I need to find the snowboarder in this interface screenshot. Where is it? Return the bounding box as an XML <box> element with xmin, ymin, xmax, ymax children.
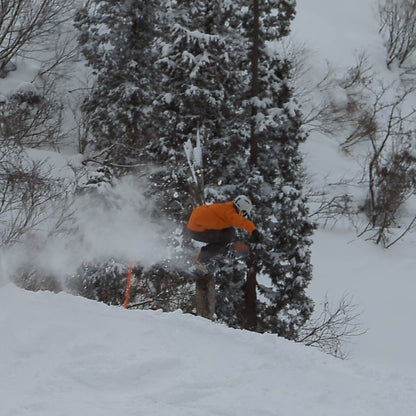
<box><xmin>187</xmin><ymin>195</ymin><xmax>260</xmax><ymax>273</ymax></box>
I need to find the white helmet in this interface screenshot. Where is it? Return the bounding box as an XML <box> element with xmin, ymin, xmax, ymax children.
<box><xmin>233</xmin><ymin>195</ymin><xmax>253</xmax><ymax>218</ymax></box>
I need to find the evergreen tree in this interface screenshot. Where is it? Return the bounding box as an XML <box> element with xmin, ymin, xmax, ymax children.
<box><xmin>144</xmin><ymin>0</ymin><xmax>246</xmax><ymax>219</ymax></box>
<box><xmin>143</xmin><ymin>1</ymin><xmax>314</xmax><ymax>339</ymax></box>
<box><xmin>240</xmin><ymin>0</ymin><xmax>315</xmax><ymax>337</ymax></box>
<box><xmin>140</xmin><ymin>0</ymin><xmax>252</xmax><ymax>314</ymax></box>
<box><xmin>73</xmin><ymin>0</ymin><xmax>314</xmax><ymax>339</ymax></box>
<box><xmin>74</xmin><ymin>0</ymin><xmax>160</xmax><ymax>164</ymax></box>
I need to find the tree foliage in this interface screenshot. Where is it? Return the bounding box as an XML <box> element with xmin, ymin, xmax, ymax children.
<box><xmin>144</xmin><ymin>0</ymin><xmax>247</xmax><ymax>219</ymax></box>
<box><xmin>73</xmin><ymin>0</ymin><xmax>315</xmax><ymax>340</ymax></box>
<box><xmin>74</xmin><ymin>0</ymin><xmax>160</xmax><ymax>163</ymax></box>
<box><xmin>229</xmin><ymin>0</ymin><xmax>315</xmax><ymax>337</ymax></box>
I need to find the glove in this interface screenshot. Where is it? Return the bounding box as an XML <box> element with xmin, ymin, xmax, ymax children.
<box><xmin>251</xmin><ymin>229</ymin><xmax>260</xmax><ymax>243</ymax></box>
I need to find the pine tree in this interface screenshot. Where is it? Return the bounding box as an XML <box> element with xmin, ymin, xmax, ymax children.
<box><xmin>73</xmin><ymin>0</ymin><xmax>314</xmax><ymax>337</ymax></box>
<box><xmin>140</xmin><ymin>0</ymin><xmax>251</xmax><ymax>314</ymax></box>
<box><xmin>144</xmin><ymin>0</ymin><xmax>246</xmax><ymax>218</ymax></box>
<box><xmin>240</xmin><ymin>0</ymin><xmax>315</xmax><ymax>337</ymax></box>
<box><xmin>74</xmin><ymin>0</ymin><xmax>160</xmax><ymax>164</ymax></box>
<box><xmin>143</xmin><ymin>1</ymin><xmax>314</xmax><ymax>338</ymax></box>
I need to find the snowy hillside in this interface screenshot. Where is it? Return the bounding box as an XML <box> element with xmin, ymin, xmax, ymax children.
<box><xmin>293</xmin><ymin>0</ymin><xmax>416</xmax><ymax>379</ymax></box>
<box><xmin>1</xmin><ymin>284</ymin><xmax>415</xmax><ymax>416</ymax></box>
<box><xmin>1</xmin><ymin>0</ymin><xmax>416</xmax><ymax>414</ymax></box>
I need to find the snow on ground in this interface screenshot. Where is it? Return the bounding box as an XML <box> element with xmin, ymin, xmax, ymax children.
<box><xmin>1</xmin><ymin>0</ymin><xmax>416</xmax><ymax>415</ymax></box>
<box><xmin>294</xmin><ymin>0</ymin><xmax>416</xmax><ymax>380</ymax></box>
<box><xmin>292</xmin><ymin>0</ymin><xmax>383</xmax><ymax>74</ymax></box>
<box><xmin>310</xmin><ymin>228</ymin><xmax>416</xmax><ymax>378</ymax></box>
<box><xmin>1</xmin><ymin>284</ymin><xmax>415</xmax><ymax>416</ymax></box>
<box><xmin>294</xmin><ymin>0</ymin><xmax>416</xmax><ymax>381</ymax></box>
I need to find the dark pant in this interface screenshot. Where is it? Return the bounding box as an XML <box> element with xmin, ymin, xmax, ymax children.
<box><xmin>189</xmin><ymin>228</ymin><xmax>235</xmax><ymax>263</ymax></box>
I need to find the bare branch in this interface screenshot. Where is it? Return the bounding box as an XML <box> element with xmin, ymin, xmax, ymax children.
<box><xmin>378</xmin><ymin>0</ymin><xmax>416</xmax><ymax>68</ymax></box>
<box><xmin>0</xmin><ymin>0</ymin><xmax>74</xmax><ymax>75</ymax></box>
<box><xmin>297</xmin><ymin>294</ymin><xmax>367</xmax><ymax>359</ymax></box>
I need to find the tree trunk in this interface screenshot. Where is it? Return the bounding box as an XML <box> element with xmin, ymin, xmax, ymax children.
<box><xmin>195</xmin><ymin>274</ymin><xmax>215</xmax><ymax>320</ymax></box>
<box><xmin>244</xmin><ymin>0</ymin><xmax>260</xmax><ymax>328</ymax></box>
<box><xmin>244</xmin><ymin>267</ymin><xmax>257</xmax><ymax>330</ymax></box>
<box><xmin>249</xmin><ymin>0</ymin><xmax>260</xmax><ymax>166</ymax></box>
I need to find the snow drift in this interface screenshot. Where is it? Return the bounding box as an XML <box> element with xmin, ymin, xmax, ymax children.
<box><xmin>1</xmin><ymin>284</ymin><xmax>415</xmax><ymax>416</ymax></box>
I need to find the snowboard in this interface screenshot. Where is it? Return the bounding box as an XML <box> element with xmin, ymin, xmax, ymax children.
<box><xmin>192</xmin><ymin>241</ymin><xmax>250</xmax><ymax>275</ymax></box>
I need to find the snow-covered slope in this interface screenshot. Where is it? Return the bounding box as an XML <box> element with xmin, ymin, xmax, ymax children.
<box><xmin>1</xmin><ymin>1</ymin><xmax>416</xmax><ymax>414</ymax></box>
<box><xmin>293</xmin><ymin>0</ymin><xmax>383</xmax><ymax>70</ymax></box>
<box><xmin>310</xmin><ymin>229</ymin><xmax>416</xmax><ymax>377</ymax></box>
<box><xmin>1</xmin><ymin>284</ymin><xmax>415</xmax><ymax>416</ymax></box>
<box><xmin>293</xmin><ymin>0</ymin><xmax>416</xmax><ymax>379</ymax></box>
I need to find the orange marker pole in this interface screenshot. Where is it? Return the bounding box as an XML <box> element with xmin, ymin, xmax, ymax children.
<box><xmin>124</xmin><ymin>263</ymin><xmax>133</xmax><ymax>309</ymax></box>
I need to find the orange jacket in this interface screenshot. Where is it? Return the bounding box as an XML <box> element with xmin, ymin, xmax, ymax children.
<box><xmin>187</xmin><ymin>201</ymin><xmax>257</xmax><ymax>234</ymax></box>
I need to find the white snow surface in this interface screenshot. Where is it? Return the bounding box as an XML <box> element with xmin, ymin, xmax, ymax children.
<box><xmin>1</xmin><ymin>284</ymin><xmax>415</xmax><ymax>416</ymax></box>
<box><xmin>1</xmin><ymin>0</ymin><xmax>416</xmax><ymax>415</ymax></box>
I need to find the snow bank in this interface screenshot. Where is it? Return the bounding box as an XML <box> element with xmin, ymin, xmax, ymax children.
<box><xmin>1</xmin><ymin>284</ymin><xmax>415</xmax><ymax>416</ymax></box>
